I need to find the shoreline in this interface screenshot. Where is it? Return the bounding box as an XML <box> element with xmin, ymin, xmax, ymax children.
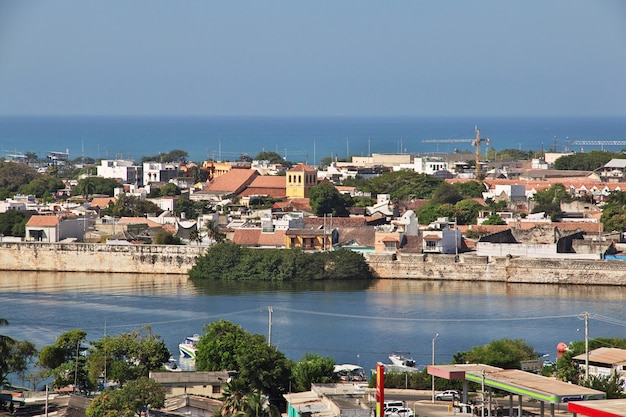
<box><xmin>2</xmin><ymin>242</ymin><xmax>626</xmax><ymax>286</ymax></box>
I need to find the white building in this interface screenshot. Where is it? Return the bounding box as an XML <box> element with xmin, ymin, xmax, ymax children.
<box><xmin>394</xmin><ymin>156</ymin><xmax>452</xmax><ymax>176</ymax></box>
<box><xmin>97</xmin><ymin>159</ymin><xmax>143</xmax><ymax>186</ymax></box>
<box><xmin>143</xmin><ymin>162</ymin><xmax>182</xmax><ymax>186</ymax></box>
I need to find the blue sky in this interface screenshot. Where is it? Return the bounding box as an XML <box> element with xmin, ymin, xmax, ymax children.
<box><xmin>0</xmin><ymin>1</ymin><xmax>625</xmax><ymax>117</ymax></box>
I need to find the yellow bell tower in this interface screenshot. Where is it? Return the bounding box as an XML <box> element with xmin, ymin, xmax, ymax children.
<box><xmin>286</xmin><ymin>164</ymin><xmax>317</xmax><ymax>198</ymax></box>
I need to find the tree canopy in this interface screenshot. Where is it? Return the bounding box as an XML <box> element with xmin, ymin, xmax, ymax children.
<box><xmin>86</xmin><ymin>376</ymin><xmax>165</xmax><ymax>417</ymax></box>
<box><xmin>0</xmin><ymin>318</ymin><xmax>37</xmax><ymax>387</ymax></box>
<box><xmin>308</xmin><ymin>182</ymin><xmax>351</xmax><ymax>216</ymax></box>
<box><xmin>554</xmin><ymin>150</ymin><xmax>620</xmax><ymax>171</ymax></box>
<box><xmin>360</xmin><ymin>171</ymin><xmax>443</xmax><ymax>201</ymax></box>
<box><xmin>196</xmin><ymin>320</ymin><xmax>292</xmax><ymax>407</ymax></box>
<box><xmin>189</xmin><ymin>243</ymin><xmax>373</xmax><ymax>281</ymax></box>
<box><xmin>453</xmin><ymin>338</ymin><xmax>538</xmax><ymax>369</ymax></box>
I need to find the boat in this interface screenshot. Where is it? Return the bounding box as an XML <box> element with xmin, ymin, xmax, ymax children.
<box><xmin>179</xmin><ymin>334</ymin><xmax>200</xmax><ymax>359</ymax></box>
<box><xmin>164</xmin><ymin>357</ymin><xmax>182</xmax><ymax>372</ymax></box>
<box><xmin>388</xmin><ymin>352</ymin><xmax>416</xmax><ymax>368</ymax></box>
<box><xmin>333</xmin><ymin>364</ymin><xmax>367</xmax><ymax>382</ymax></box>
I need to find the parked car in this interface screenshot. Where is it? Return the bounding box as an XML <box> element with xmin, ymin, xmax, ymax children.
<box><xmin>435</xmin><ymin>390</ymin><xmax>459</xmax><ymax>401</ymax></box>
<box><xmin>388</xmin><ymin>408</ymin><xmax>415</xmax><ymax>417</ymax></box>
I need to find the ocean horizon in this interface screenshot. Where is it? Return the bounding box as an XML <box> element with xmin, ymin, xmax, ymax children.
<box><xmin>1</xmin><ymin>115</ymin><xmax>625</xmax><ymax>165</ymax></box>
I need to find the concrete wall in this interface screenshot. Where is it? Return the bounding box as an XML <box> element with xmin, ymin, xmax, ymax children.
<box><xmin>0</xmin><ymin>242</ymin><xmax>625</xmax><ymax>285</ymax></box>
<box><xmin>476</xmin><ymin>242</ymin><xmax>600</xmax><ymax>259</ymax></box>
<box><xmin>0</xmin><ymin>242</ymin><xmax>206</xmax><ymax>274</ymax></box>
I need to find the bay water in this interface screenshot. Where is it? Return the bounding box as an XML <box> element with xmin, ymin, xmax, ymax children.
<box><xmin>1</xmin><ymin>115</ymin><xmax>625</xmax><ymax>165</ymax></box>
<box><xmin>1</xmin><ymin>272</ymin><xmax>624</xmax><ymax>384</ymax></box>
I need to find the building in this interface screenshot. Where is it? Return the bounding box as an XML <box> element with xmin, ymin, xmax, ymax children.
<box><xmin>143</xmin><ymin>162</ymin><xmax>183</xmax><ymax>186</ymax></box>
<box><xmin>25</xmin><ymin>215</ymin><xmax>87</xmax><ymax>242</ymax></box>
<box><xmin>286</xmin><ymin>164</ymin><xmax>317</xmax><ymax>198</ymax></box>
<box><xmin>284</xmin><ymin>383</ymin><xmax>371</xmax><ymax>417</ymax></box>
<box><xmin>573</xmin><ymin>347</ymin><xmax>626</xmax><ymax>387</ymax></box>
<box><xmin>96</xmin><ymin>159</ymin><xmax>143</xmax><ymax>186</ymax></box>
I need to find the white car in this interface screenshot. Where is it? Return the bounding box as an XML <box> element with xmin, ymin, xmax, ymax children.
<box><xmin>435</xmin><ymin>390</ymin><xmax>459</xmax><ymax>401</ymax></box>
<box><xmin>388</xmin><ymin>408</ymin><xmax>415</xmax><ymax>417</ymax></box>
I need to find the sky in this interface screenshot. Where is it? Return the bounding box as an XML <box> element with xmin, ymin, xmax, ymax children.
<box><xmin>0</xmin><ymin>1</ymin><xmax>625</xmax><ymax>117</ymax></box>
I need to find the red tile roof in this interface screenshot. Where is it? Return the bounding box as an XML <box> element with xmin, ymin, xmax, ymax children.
<box><xmin>231</xmin><ymin>228</ymin><xmax>286</xmax><ymax>247</ymax></box>
<box><xmin>288</xmin><ymin>163</ymin><xmax>316</xmax><ymax>172</ymax></box>
<box><xmin>90</xmin><ymin>197</ymin><xmax>117</xmax><ymax>209</ymax></box>
<box><xmin>205</xmin><ymin>169</ymin><xmax>258</xmax><ymax>194</ymax></box>
<box><xmin>238</xmin><ymin>176</ymin><xmax>286</xmax><ymax>198</ymax></box>
<box><xmin>26</xmin><ymin>215</ymin><xmax>59</xmax><ymax>227</ymax></box>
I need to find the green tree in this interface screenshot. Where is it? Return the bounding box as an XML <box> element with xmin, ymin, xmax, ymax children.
<box><xmin>453</xmin><ymin>181</ymin><xmax>485</xmax><ymax>198</ymax></box>
<box><xmin>554</xmin><ymin>150</ymin><xmax>618</xmax><ymax>171</ymax></box>
<box><xmin>86</xmin><ymin>376</ymin><xmax>165</xmax><ymax>417</ymax></box>
<box><xmin>308</xmin><ymin>182</ymin><xmax>350</xmax><ymax>216</ymax></box>
<box><xmin>38</xmin><ymin>329</ymin><xmax>89</xmax><ymax>391</ymax></box>
<box><xmin>361</xmin><ymin>171</ymin><xmax>442</xmax><ymax>201</ymax></box>
<box><xmin>0</xmin><ymin>318</ymin><xmax>37</xmax><ymax>386</ymax></box>
<box><xmin>453</xmin><ymin>339</ymin><xmax>538</xmax><ymax>369</ymax></box>
<box><xmin>292</xmin><ymin>353</ymin><xmax>336</xmax><ymax>392</ymax></box>
<box><xmin>160</xmin><ymin>183</ymin><xmax>180</xmax><ymax>196</ymax></box>
<box><xmin>141</xmin><ymin>149</ymin><xmax>188</xmax><ymax>164</ymax></box>
<box><xmin>600</xmin><ymin>191</ymin><xmax>626</xmax><ymax>232</ymax></box>
<box><xmin>203</xmin><ymin>219</ymin><xmax>226</xmax><ymax>243</ymax></box>
<box><xmin>196</xmin><ymin>321</ymin><xmax>292</xmax><ymax>407</ymax></box>
<box><xmin>431</xmin><ymin>182</ymin><xmax>463</xmax><ymax>205</ymax></box>
<box><xmin>73</xmin><ymin>177</ymin><xmax>121</xmax><ymax>198</ymax></box>
<box><xmin>0</xmin><ymin>209</ymin><xmax>29</xmax><ymax>237</ymax></box>
<box><xmin>153</xmin><ymin>231</ymin><xmax>183</xmax><ymax>245</ymax></box>
<box><xmin>103</xmin><ymin>194</ymin><xmax>162</xmax><ymax>218</ymax></box>
<box><xmin>20</xmin><ymin>175</ymin><xmax>65</xmax><ymax>199</ymax></box>
<box><xmin>87</xmin><ymin>327</ymin><xmax>170</xmax><ymax>388</ymax></box>
<box><xmin>481</xmin><ymin>213</ymin><xmax>506</xmax><ymax>225</ymax></box>
<box><xmin>454</xmin><ymin>199</ymin><xmax>484</xmax><ymax>225</ymax></box>
<box><xmin>0</xmin><ymin>161</ymin><xmax>39</xmax><ymax>199</ymax></box>
<box><xmin>254</xmin><ymin>151</ymin><xmax>291</xmax><ymax>167</ymax></box>
<box><xmin>531</xmin><ymin>183</ymin><xmax>570</xmax><ymax>220</ymax></box>
<box><xmin>581</xmin><ymin>370</ymin><xmax>624</xmax><ymax>399</ymax></box>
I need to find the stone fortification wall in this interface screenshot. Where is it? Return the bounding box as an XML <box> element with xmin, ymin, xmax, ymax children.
<box><xmin>0</xmin><ymin>242</ymin><xmax>625</xmax><ymax>285</ymax></box>
<box><xmin>367</xmin><ymin>253</ymin><xmax>626</xmax><ymax>286</ymax></box>
<box><xmin>0</xmin><ymin>242</ymin><xmax>206</xmax><ymax>274</ymax></box>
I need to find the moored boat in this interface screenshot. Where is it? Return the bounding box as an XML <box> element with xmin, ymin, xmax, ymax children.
<box><xmin>388</xmin><ymin>351</ymin><xmax>416</xmax><ymax>368</ymax></box>
<box><xmin>179</xmin><ymin>334</ymin><xmax>200</xmax><ymax>359</ymax></box>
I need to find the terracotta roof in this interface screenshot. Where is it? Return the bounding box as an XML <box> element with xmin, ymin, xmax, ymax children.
<box><xmin>205</xmin><ymin>169</ymin><xmax>258</xmax><ymax>195</ymax></box>
<box><xmin>304</xmin><ymin>216</ymin><xmax>368</xmax><ymax>227</ymax></box>
<box><xmin>26</xmin><ymin>215</ymin><xmax>60</xmax><ymax>227</ymax></box>
<box><xmin>231</xmin><ymin>228</ymin><xmax>286</xmax><ymax>247</ymax></box>
<box><xmin>381</xmin><ymin>236</ymin><xmax>399</xmax><ymax>242</ymax></box>
<box><xmin>334</xmin><ymin>226</ymin><xmax>376</xmax><ymax>247</ymax></box>
<box><xmin>118</xmin><ymin>217</ymin><xmax>164</xmax><ymax>228</ymax></box>
<box><xmin>238</xmin><ymin>175</ymin><xmax>286</xmax><ymax>198</ymax></box>
<box><xmin>399</xmin><ymin>234</ymin><xmax>423</xmax><ymax>252</ymax></box>
<box><xmin>90</xmin><ymin>197</ymin><xmax>117</xmax><ymax>208</ymax></box>
<box><xmin>288</xmin><ymin>163</ymin><xmax>316</xmax><ymax>172</ymax></box>
<box><xmin>423</xmin><ymin>234</ymin><xmax>442</xmax><ymax>240</ymax></box>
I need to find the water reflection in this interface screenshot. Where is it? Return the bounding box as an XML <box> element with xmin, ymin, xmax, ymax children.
<box><xmin>0</xmin><ymin>271</ymin><xmax>624</xmax><ymax>380</ymax></box>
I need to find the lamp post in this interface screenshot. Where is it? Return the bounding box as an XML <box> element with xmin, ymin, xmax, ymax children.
<box><xmin>431</xmin><ymin>333</ymin><xmax>439</xmax><ymax>403</ymax></box>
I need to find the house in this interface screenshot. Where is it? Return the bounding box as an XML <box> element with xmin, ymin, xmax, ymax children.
<box><xmin>97</xmin><ymin>159</ymin><xmax>143</xmax><ymax>186</ymax></box>
<box><xmin>594</xmin><ymin>159</ymin><xmax>626</xmax><ymax>182</ymax></box>
<box><xmin>192</xmin><ymin>169</ymin><xmax>259</xmax><ymax>201</ymax></box>
<box><xmin>149</xmin><ymin>371</ymin><xmax>233</xmax><ymax>399</ymax></box>
<box><xmin>573</xmin><ymin>347</ymin><xmax>626</xmax><ymax>388</ymax></box>
<box><xmin>25</xmin><ymin>215</ymin><xmax>86</xmax><ymax>242</ymax></box>
<box><xmin>284</xmin><ymin>383</ymin><xmax>371</xmax><ymax>417</ymax></box>
<box><xmin>231</xmin><ymin>228</ymin><xmax>287</xmax><ymax>248</ymax></box>
<box><xmin>238</xmin><ymin>175</ymin><xmax>287</xmax><ymax>200</ymax></box>
<box><xmin>143</xmin><ymin>162</ymin><xmax>183</xmax><ymax>186</ymax></box>
<box><xmin>285</xmin><ymin>228</ymin><xmax>335</xmax><ymax>250</ymax></box>
<box><xmin>422</xmin><ymin>217</ymin><xmax>463</xmax><ymax>255</ymax></box>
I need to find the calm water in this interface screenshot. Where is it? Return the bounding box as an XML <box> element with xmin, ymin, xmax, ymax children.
<box><xmin>1</xmin><ymin>115</ymin><xmax>625</xmax><ymax>164</ymax></box>
<box><xmin>1</xmin><ymin>272</ymin><xmax>625</xmax><ymax>378</ymax></box>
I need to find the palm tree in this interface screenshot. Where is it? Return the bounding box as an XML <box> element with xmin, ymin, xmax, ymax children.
<box><xmin>220</xmin><ymin>378</ymin><xmax>249</xmax><ymax>417</ymax></box>
<box><xmin>204</xmin><ymin>219</ymin><xmax>226</xmax><ymax>244</ymax></box>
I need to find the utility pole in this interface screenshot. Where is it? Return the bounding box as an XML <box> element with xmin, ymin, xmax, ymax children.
<box><xmin>431</xmin><ymin>333</ymin><xmax>439</xmax><ymax>403</ymax></box>
<box><xmin>584</xmin><ymin>311</ymin><xmax>589</xmax><ymax>381</ymax></box>
<box><xmin>268</xmin><ymin>306</ymin><xmax>273</xmax><ymax>346</ymax></box>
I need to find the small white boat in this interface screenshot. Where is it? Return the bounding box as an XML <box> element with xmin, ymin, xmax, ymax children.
<box><xmin>164</xmin><ymin>357</ymin><xmax>182</xmax><ymax>372</ymax></box>
<box><xmin>334</xmin><ymin>364</ymin><xmax>367</xmax><ymax>382</ymax></box>
<box><xmin>179</xmin><ymin>334</ymin><xmax>200</xmax><ymax>359</ymax></box>
<box><xmin>389</xmin><ymin>352</ymin><xmax>416</xmax><ymax>368</ymax></box>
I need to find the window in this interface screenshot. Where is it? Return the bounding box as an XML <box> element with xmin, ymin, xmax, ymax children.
<box><xmin>212</xmin><ymin>385</ymin><xmax>221</xmax><ymax>394</ymax></box>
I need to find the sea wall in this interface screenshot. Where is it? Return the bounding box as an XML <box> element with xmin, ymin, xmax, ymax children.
<box><xmin>0</xmin><ymin>242</ymin><xmax>206</xmax><ymax>274</ymax></box>
<box><xmin>0</xmin><ymin>242</ymin><xmax>625</xmax><ymax>285</ymax></box>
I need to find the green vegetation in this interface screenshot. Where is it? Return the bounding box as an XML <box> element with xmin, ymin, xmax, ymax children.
<box><xmin>554</xmin><ymin>150</ymin><xmax>621</xmax><ymax>171</ymax></box>
<box><xmin>101</xmin><ymin>194</ymin><xmax>162</xmax><ymax>217</ymax></box>
<box><xmin>360</xmin><ymin>170</ymin><xmax>443</xmax><ymax>201</ymax></box>
<box><xmin>531</xmin><ymin>183</ymin><xmax>570</xmax><ymax>220</ymax></box>
<box><xmin>189</xmin><ymin>243</ymin><xmax>373</xmax><ymax>281</ymax></box>
<box><xmin>0</xmin><ymin>210</ymin><xmax>29</xmax><ymax>237</ymax></box>
<box><xmin>140</xmin><ymin>149</ymin><xmax>188</xmax><ymax>164</ymax></box>
<box><xmin>0</xmin><ymin>318</ymin><xmax>37</xmax><ymax>387</ymax></box>
<box><xmin>72</xmin><ymin>177</ymin><xmax>122</xmax><ymax>198</ymax></box>
<box><xmin>309</xmin><ymin>182</ymin><xmax>352</xmax><ymax>216</ymax></box>
<box><xmin>453</xmin><ymin>339</ymin><xmax>538</xmax><ymax>369</ymax></box>
<box><xmin>600</xmin><ymin>191</ymin><xmax>626</xmax><ymax>232</ymax></box>
<box><xmin>86</xmin><ymin>377</ymin><xmax>166</xmax><ymax>417</ymax></box>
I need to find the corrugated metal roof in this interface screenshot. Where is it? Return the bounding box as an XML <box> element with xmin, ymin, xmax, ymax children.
<box><xmin>573</xmin><ymin>347</ymin><xmax>626</xmax><ymax>366</ymax></box>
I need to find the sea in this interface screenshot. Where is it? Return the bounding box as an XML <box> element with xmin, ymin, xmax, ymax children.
<box><xmin>1</xmin><ymin>115</ymin><xmax>625</xmax><ymax>165</ymax></box>
<box><xmin>2</xmin><ymin>272</ymin><xmax>626</xmax><ymax>387</ymax></box>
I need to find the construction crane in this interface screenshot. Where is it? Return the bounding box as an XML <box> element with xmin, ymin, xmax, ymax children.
<box><xmin>571</xmin><ymin>140</ymin><xmax>626</xmax><ymax>151</ymax></box>
<box><xmin>422</xmin><ymin>127</ymin><xmax>491</xmax><ymax>178</ymax></box>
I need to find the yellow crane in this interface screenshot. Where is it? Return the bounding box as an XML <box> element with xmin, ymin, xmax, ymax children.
<box><xmin>422</xmin><ymin>127</ymin><xmax>491</xmax><ymax>178</ymax></box>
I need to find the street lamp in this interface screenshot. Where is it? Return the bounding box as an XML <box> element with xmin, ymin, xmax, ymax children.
<box><xmin>431</xmin><ymin>333</ymin><xmax>439</xmax><ymax>403</ymax></box>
